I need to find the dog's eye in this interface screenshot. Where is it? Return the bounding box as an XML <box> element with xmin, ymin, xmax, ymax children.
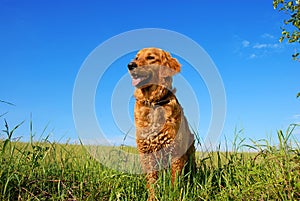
<box><xmin>135</xmin><ymin>57</ymin><xmax>138</xmax><ymax>60</ymax></box>
<box><xmin>146</xmin><ymin>56</ymin><xmax>155</xmax><ymax>60</ymax></box>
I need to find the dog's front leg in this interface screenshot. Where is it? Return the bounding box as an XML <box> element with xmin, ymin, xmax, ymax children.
<box><xmin>171</xmin><ymin>154</ymin><xmax>187</xmax><ymax>184</ymax></box>
<box><xmin>146</xmin><ymin>171</ymin><xmax>158</xmax><ymax>201</ymax></box>
<box><xmin>139</xmin><ymin>153</ymin><xmax>159</xmax><ymax>201</ymax></box>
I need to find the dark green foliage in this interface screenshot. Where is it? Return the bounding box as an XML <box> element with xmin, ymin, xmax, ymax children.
<box><xmin>273</xmin><ymin>0</ymin><xmax>300</xmax><ymax>61</ymax></box>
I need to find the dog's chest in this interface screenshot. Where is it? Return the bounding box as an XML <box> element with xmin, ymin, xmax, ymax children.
<box><xmin>134</xmin><ymin>104</ymin><xmax>176</xmax><ymax>152</ymax></box>
<box><xmin>135</xmin><ymin>105</ymin><xmax>166</xmax><ymax>134</ymax></box>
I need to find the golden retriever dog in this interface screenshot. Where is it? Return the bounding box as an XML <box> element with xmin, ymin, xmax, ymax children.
<box><xmin>128</xmin><ymin>47</ymin><xmax>196</xmax><ymax>200</ymax></box>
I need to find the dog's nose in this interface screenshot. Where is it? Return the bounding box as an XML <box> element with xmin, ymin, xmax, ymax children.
<box><xmin>128</xmin><ymin>62</ymin><xmax>138</xmax><ymax>71</ymax></box>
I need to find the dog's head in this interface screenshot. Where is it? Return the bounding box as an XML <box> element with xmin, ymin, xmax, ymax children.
<box><xmin>128</xmin><ymin>48</ymin><xmax>181</xmax><ymax>88</ymax></box>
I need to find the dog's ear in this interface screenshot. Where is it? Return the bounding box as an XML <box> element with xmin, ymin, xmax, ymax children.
<box><xmin>162</xmin><ymin>51</ymin><xmax>181</xmax><ymax>77</ymax></box>
<box><xmin>159</xmin><ymin>66</ymin><xmax>177</xmax><ymax>78</ymax></box>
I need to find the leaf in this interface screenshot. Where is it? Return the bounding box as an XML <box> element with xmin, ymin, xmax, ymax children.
<box><xmin>273</xmin><ymin>0</ymin><xmax>278</xmax><ymax>9</ymax></box>
<box><xmin>279</xmin><ymin>36</ymin><xmax>284</xmax><ymax>43</ymax></box>
<box><xmin>292</xmin><ymin>52</ymin><xmax>300</xmax><ymax>60</ymax></box>
<box><xmin>10</xmin><ymin>120</ymin><xmax>25</xmax><ymax>139</ymax></box>
<box><xmin>282</xmin><ymin>30</ymin><xmax>287</xmax><ymax>35</ymax></box>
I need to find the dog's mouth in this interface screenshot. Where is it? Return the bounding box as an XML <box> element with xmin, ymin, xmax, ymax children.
<box><xmin>128</xmin><ymin>65</ymin><xmax>159</xmax><ymax>88</ymax></box>
<box><xmin>130</xmin><ymin>73</ymin><xmax>152</xmax><ymax>87</ymax></box>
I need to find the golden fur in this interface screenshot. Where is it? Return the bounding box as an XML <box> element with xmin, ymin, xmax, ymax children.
<box><xmin>128</xmin><ymin>47</ymin><xmax>195</xmax><ymax>200</ymax></box>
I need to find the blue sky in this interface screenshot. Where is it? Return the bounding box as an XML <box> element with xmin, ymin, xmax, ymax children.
<box><xmin>0</xmin><ymin>1</ymin><xmax>299</xmax><ymax>148</ymax></box>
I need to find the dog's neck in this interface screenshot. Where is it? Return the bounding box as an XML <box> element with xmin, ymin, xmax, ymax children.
<box><xmin>134</xmin><ymin>85</ymin><xmax>176</xmax><ymax>107</ymax></box>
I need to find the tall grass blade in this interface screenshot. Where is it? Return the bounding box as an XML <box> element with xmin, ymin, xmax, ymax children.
<box><xmin>0</xmin><ymin>112</ymin><xmax>8</xmax><ymax>118</ymax></box>
<box><xmin>0</xmin><ymin>100</ymin><xmax>15</xmax><ymax>106</ymax></box>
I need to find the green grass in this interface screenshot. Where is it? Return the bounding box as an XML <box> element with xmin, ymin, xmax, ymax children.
<box><xmin>0</xmin><ymin>121</ymin><xmax>299</xmax><ymax>200</ymax></box>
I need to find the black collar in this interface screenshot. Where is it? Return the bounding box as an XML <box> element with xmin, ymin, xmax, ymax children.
<box><xmin>141</xmin><ymin>90</ymin><xmax>173</xmax><ymax>107</ymax></box>
<box><xmin>154</xmin><ymin>98</ymin><xmax>170</xmax><ymax>106</ymax></box>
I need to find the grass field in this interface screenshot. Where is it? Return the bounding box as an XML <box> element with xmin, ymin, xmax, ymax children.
<box><xmin>0</xmin><ymin>121</ymin><xmax>299</xmax><ymax>200</ymax></box>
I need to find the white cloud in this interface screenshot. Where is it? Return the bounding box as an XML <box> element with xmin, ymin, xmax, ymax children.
<box><xmin>234</xmin><ymin>34</ymin><xmax>283</xmax><ymax>59</ymax></box>
<box><xmin>253</xmin><ymin>43</ymin><xmax>268</xmax><ymax>49</ymax></box>
<box><xmin>242</xmin><ymin>40</ymin><xmax>250</xmax><ymax>47</ymax></box>
<box><xmin>261</xmin><ymin>33</ymin><xmax>275</xmax><ymax>39</ymax></box>
<box><xmin>253</xmin><ymin>43</ymin><xmax>281</xmax><ymax>49</ymax></box>
<box><xmin>249</xmin><ymin>54</ymin><xmax>257</xmax><ymax>59</ymax></box>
